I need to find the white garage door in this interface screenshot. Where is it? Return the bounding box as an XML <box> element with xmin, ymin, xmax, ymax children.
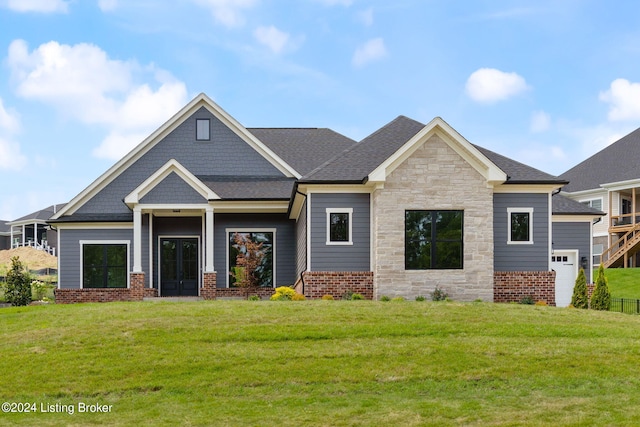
<box><xmin>551</xmin><ymin>250</ymin><xmax>578</xmax><ymax>307</ymax></box>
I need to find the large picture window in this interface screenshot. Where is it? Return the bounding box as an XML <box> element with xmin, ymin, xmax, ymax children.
<box><xmin>82</xmin><ymin>243</ymin><xmax>128</xmax><ymax>288</ymax></box>
<box><xmin>507</xmin><ymin>208</ymin><xmax>534</xmax><ymax>244</ymax></box>
<box><xmin>405</xmin><ymin>210</ymin><xmax>463</xmax><ymax>270</ymax></box>
<box><xmin>228</xmin><ymin>231</ymin><xmax>274</xmax><ymax>287</ymax></box>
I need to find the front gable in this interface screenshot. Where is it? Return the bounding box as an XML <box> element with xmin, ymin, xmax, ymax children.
<box><xmin>52</xmin><ymin>93</ymin><xmax>300</xmax><ymax>219</ymax></box>
<box><xmin>368</xmin><ymin>117</ymin><xmax>507</xmax><ymax>186</ymax></box>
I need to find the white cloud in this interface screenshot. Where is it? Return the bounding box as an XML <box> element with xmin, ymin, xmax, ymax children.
<box><xmin>0</xmin><ymin>98</ymin><xmax>20</xmax><ymax>133</ymax></box>
<box><xmin>315</xmin><ymin>0</ymin><xmax>353</xmax><ymax>6</ymax></box>
<box><xmin>352</xmin><ymin>37</ymin><xmax>387</xmax><ymax>67</ymax></box>
<box><xmin>254</xmin><ymin>25</ymin><xmax>290</xmax><ymax>54</ymax></box>
<box><xmin>466</xmin><ymin>68</ymin><xmax>530</xmax><ymax>103</ymax></box>
<box><xmin>8</xmin><ymin>39</ymin><xmax>188</xmax><ymax>160</ymax></box>
<box><xmin>599</xmin><ymin>78</ymin><xmax>640</xmax><ymax>121</ymax></box>
<box><xmin>190</xmin><ymin>0</ymin><xmax>257</xmax><ymax>28</ymax></box>
<box><xmin>0</xmin><ymin>137</ymin><xmax>26</xmax><ymax>171</ymax></box>
<box><xmin>357</xmin><ymin>7</ymin><xmax>374</xmax><ymax>26</ymax></box>
<box><xmin>530</xmin><ymin>110</ymin><xmax>551</xmax><ymax>133</ymax></box>
<box><xmin>98</xmin><ymin>0</ymin><xmax>118</xmax><ymax>12</ymax></box>
<box><xmin>5</xmin><ymin>0</ymin><xmax>69</xmax><ymax>13</ymax></box>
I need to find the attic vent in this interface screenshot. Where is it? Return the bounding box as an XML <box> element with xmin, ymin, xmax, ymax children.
<box><xmin>196</xmin><ymin>119</ymin><xmax>210</xmax><ymax>141</ymax></box>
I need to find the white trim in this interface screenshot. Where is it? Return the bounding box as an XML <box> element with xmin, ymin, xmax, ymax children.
<box><xmin>493</xmin><ymin>184</ymin><xmax>562</xmax><ymax>194</ymax></box>
<box><xmin>600</xmin><ymin>177</ymin><xmax>640</xmax><ymax>191</ymax></box>
<box><xmin>79</xmin><ymin>240</ymin><xmax>131</xmax><ymax>289</ymax></box>
<box><xmin>54</xmin><ymin>223</ymin><xmax>133</xmax><ymax>230</ymax></box>
<box><xmin>157</xmin><ymin>235</ymin><xmax>201</xmax><ymax>297</ymax></box>
<box><xmin>225</xmin><ymin>228</ymin><xmax>277</xmax><ymax>288</ymax></box>
<box><xmin>210</xmin><ymin>201</ymin><xmax>288</xmax><ymax>213</ymax></box>
<box><xmin>205</xmin><ymin>207</ymin><xmax>215</xmax><ymax>273</ymax></box>
<box><xmin>552</xmin><ymin>215</ymin><xmax>602</xmax><ymax>223</ymax></box>
<box><xmin>148</xmin><ymin>214</ymin><xmax>154</xmax><ymax>289</ymax></box>
<box><xmin>52</xmin><ymin>93</ymin><xmax>300</xmax><ymax>220</ymax></box>
<box><xmin>124</xmin><ymin>159</ymin><xmax>219</xmax><ymax>207</ymax></box>
<box><xmin>56</xmin><ymin>228</ymin><xmax>61</xmax><ymax>290</ymax></box>
<box><xmin>368</xmin><ymin>117</ymin><xmax>507</xmax><ymax>185</ymax></box>
<box><xmin>325</xmin><ymin>208</ymin><xmax>353</xmax><ymax>245</ymax></box>
<box><xmin>548</xmin><ymin>193</ymin><xmax>552</xmax><ymax>271</ymax></box>
<box><xmin>306</xmin><ymin>194</ymin><xmax>312</xmax><ymax>272</ymax></box>
<box><xmin>550</xmin><ymin>249</ymin><xmax>579</xmax><ymax>307</ymax></box>
<box><xmin>577</xmin><ymin>196</ymin><xmax>603</xmax><ymax>212</ymax></box>
<box><xmin>507</xmin><ymin>207</ymin><xmax>534</xmax><ymax>245</ymax></box>
<box><xmin>133</xmin><ymin>207</ymin><xmax>142</xmax><ymax>272</ymax></box>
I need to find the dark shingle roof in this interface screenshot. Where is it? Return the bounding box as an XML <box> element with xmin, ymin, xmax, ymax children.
<box><xmin>9</xmin><ymin>204</ymin><xmax>67</xmax><ymax>224</ymax></box>
<box><xmin>552</xmin><ymin>194</ymin><xmax>605</xmax><ymax>216</ymax></box>
<box><xmin>560</xmin><ymin>127</ymin><xmax>640</xmax><ymax>192</ymax></box>
<box><xmin>301</xmin><ymin>116</ymin><xmax>426</xmax><ymax>182</ymax></box>
<box><xmin>248</xmin><ymin>128</ymin><xmax>357</xmax><ymax>176</ymax></box>
<box><xmin>198</xmin><ymin>176</ymin><xmax>295</xmax><ymax>200</ymax></box>
<box><xmin>299</xmin><ymin>115</ymin><xmax>566</xmax><ymax>185</ymax></box>
<box><xmin>472</xmin><ymin>145</ymin><xmax>567</xmax><ymax>184</ymax></box>
<box><xmin>49</xmin><ymin>213</ymin><xmax>133</xmax><ymax>223</ymax></box>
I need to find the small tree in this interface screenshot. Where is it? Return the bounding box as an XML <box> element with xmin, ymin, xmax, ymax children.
<box><xmin>230</xmin><ymin>233</ymin><xmax>265</xmax><ymax>297</ymax></box>
<box><xmin>590</xmin><ymin>264</ymin><xmax>611</xmax><ymax>311</ymax></box>
<box><xmin>570</xmin><ymin>268</ymin><xmax>589</xmax><ymax>309</ymax></box>
<box><xmin>5</xmin><ymin>257</ymin><xmax>32</xmax><ymax>306</ymax></box>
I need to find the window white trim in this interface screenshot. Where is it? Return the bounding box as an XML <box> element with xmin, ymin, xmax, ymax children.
<box><xmin>226</xmin><ymin>228</ymin><xmax>277</xmax><ymax>288</ymax></box>
<box><xmin>326</xmin><ymin>208</ymin><xmax>353</xmax><ymax>245</ymax></box>
<box><xmin>196</xmin><ymin>118</ymin><xmax>210</xmax><ymax>141</ymax></box>
<box><xmin>79</xmin><ymin>240</ymin><xmax>131</xmax><ymax>289</ymax></box>
<box><xmin>507</xmin><ymin>207</ymin><xmax>534</xmax><ymax>245</ymax></box>
<box><xmin>578</xmin><ymin>197</ymin><xmax>603</xmax><ymax>211</ymax></box>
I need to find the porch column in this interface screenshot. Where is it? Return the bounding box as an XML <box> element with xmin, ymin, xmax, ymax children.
<box><xmin>633</xmin><ymin>187</ymin><xmax>636</xmax><ymax>226</ymax></box>
<box><xmin>22</xmin><ymin>224</ymin><xmax>25</xmax><ymax>245</ymax></box>
<box><xmin>205</xmin><ymin>206</ymin><xmax>215</xmax><ymax>272</ymax></box>
<box><xmin>133</xmin><ymin>206</ymin><xmax>143</xmax><ymax>273</ymax></box>
<box><xmin>10</xmin><ymin>226</ymin><xmax>13</xmax><ymax>248</ymax></box>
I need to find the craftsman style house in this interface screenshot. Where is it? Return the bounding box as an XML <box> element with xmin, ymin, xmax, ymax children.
<box><xmin>560</xmin><ymin>127</ymin><xmax>640</xmax><ymax>268</ymax></box>
<box><xmin>49</xmin><ymin>93</ymin><xmax>601</xmax><ymax>305</ymax></box>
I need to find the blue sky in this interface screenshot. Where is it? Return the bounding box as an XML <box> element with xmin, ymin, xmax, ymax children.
<box><xmin>1</xmin><ymin>0</ymin><xmax>640</xmax><ymax>220</ymax></box>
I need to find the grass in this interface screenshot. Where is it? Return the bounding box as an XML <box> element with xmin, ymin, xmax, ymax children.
<box><xmin>601</xmin><ymin>267</ymin><xmax>640</xmax><ymax>299</ymax></box>
<box><xmin>2</xmin><ymin>300</ymin><xmax>640</xmax><ymax>426</ymax></box>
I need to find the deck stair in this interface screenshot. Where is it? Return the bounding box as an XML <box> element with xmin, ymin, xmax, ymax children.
<box><xmin>603</xmin><ymin>223</ymin><xmax>640</xmax><ymax>268</ymax></box>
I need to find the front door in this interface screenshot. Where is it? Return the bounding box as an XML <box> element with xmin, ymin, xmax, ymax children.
<box><xmin>160</xmin><ymin>238</ymin><xmax>199</xmax><ymax>296</ymax></box>
<box><xmin>551</xmin><ymin>250</ymin><xmax>578</xmax><ymax>307</ymax></box>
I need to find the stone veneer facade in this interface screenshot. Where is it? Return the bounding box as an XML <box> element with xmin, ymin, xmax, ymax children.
<box><xmin>372</xmin><ymin>134</ymin><xmax>495</xmax><ymax>301</ymax></box>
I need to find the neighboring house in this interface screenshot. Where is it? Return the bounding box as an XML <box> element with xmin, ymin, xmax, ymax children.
<box><xmin>6</xmin><ymin>204</ymin><xmax>65</xmax><ymax>255</ymax></box>
<box><xmin>0</xmin><ymin>220</ymin><xmax>10</xmax><ymax>250</ymax></box>
<box><xmin>560</xmin><ymin>127</ymin><xmax>640</xmax><ymax>268</ymax></box>
<box><xmin>49</xmin><ymin>93</ymin><xmax>601</xmax><ymax>305</ymax></box>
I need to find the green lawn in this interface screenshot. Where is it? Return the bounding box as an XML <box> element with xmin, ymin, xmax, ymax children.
<box><xmin>2</xmin><ymin>301</ymin><xmax>640</xmax><ymax>426</ymax></box>
<box><xmin>599</xmin><ymin>267</ymin><xmax>640</xmax><ymax>298</ymax></box>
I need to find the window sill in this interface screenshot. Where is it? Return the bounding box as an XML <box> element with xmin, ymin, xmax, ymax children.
<box><xmin>507</xmin><ymin>241</ymin><xmax>534</xmax><ymax>245</ymax></box>
<box><xmin>326</xmin><ymin>241</ymin><xmax>353</xmax><ymax>246</ymax></box>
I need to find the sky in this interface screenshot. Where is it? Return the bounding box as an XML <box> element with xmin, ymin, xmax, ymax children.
<box><xmin>1</xmin><ymin>0</ymin><xmax>640</xmax><ymax>220</ymax></box>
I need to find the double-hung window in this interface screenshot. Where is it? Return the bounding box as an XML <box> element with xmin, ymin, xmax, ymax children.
<box><xmin>405</xmin><ymin>210</ymin><xmax>463</xmax><ymax>269</ymax></box>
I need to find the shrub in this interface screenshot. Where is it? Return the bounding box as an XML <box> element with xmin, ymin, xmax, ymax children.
<box><xmin>5</xmin><ymin>257</ymin><xmax>32</xmax><ymax>307</ymax></box>
<box><xmin>519</xmin><ymin>295</ymin><xmax>535</xmax><ymax>305</ymax></box>
<box><xmin>321</xmin><ymin>295</ymin><xmax>334</xmax><ymax>300</ymax></box>
<box><xmin>247</xmin><ymin>295</ymin><xmax>261</xmax><ymax>301</ymax></box>
<box><xmin>431</xmin><ymin>286</ymin><xmax>448</xmax><ymax>301</ymax></box>
<box><xmin>270</xmin><ymin>286</ymin><xmax>296</xmax><ymax>301</ymax></box>
<box><xmin>341</xmin><ymin>291</ymin><xmax>354</xmax><ymax>300</ymax></box>
<box><xmin>590</xmin><ymin>264</ymin><xmax>611</xmax><ymax>311</ymax></box>
<box><xmin>535</xmin><ymin>300</ymin><xmax>548</xmax><ymax>306</ymax></box>
<box><xmin>292</xmin><ymin>293</ymin><xmax>306</xmax><ymax>301</ymax></box>
<box><xmin>570</xmin><ymin>268</ymin><xmax>589</xmax><ymax>309</ymax></box>
<box><xmin>415</xmin><ymin>295</ymin><xmax>426</xmax><ymax>301</ymax></box>
<box><xmin>391</xmin><ymin>296</ymin><xmax>405</xmax><ymax>302</ymax></box>
<box><xmin>379</xmin><ymin>295</ymin><xmax>390</xmax><ymax>302</ymax></box>
<box><xmin>31</xmin><ymin>280</ymin><xmax>48</xmax><ymax>301</ymax></box>
<box><xmin>350</xmin><ymin>293</ymin><xmax>364</xmax><ymax>300</ymax></box>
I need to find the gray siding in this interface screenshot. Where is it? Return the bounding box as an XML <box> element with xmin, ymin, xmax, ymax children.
<box><xmin>59</xmin><ymin>228</ymin><xmax>134</xmax><ymax>289</ymax></box>
<box><xmin>494</xmin><ymin>193</ymin><xmax>549</xmax><ymax>271</ymax></box>
<box><xmin>310</xmin><ymin>193</ymin><xmax>370</xmax><ymax>271</ymax></box>
<box><xmin>295</xmin><ymin>199</ymin><xmax>307</xmax><ymax>277</ymax></box>
<box><xmin>552</xmin><ymin>221</ymin><xmax>592</xmax><ymax>282</ymax></box>
<box><xmin>77</xmin><ymin>107</ymin><xmax>284</xmax><ymax>214</ymax></box>
<box><xmin>140</xmin><ymin>172</ymin><xmax>206</xmax><ymax>204</ymax></box>
<box><xmin>214</xmin><ymin>213</ymin><xmax>296</xmax><ymax>287</ymax></box>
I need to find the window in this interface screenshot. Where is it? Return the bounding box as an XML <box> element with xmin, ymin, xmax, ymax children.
<box><xmin>196</xmin><ymin>118</ymin><xmax>210</xmax><ymax>141</ymax></box>
<box><xmin>405</xmin><ymin>210</ymin><xmax>463</xmax><ymax>270</ymax></box>
<box><xmin>228</xmin><ymin>231</ymin><xmax>274</xmax><ymax>287</ymax></box>
<box><xmin>507</xmin><ymin>208</ymin><xmax>533</xmax><ymax>244</ymax></box>
<box><xmin>82</xmin><ymin>243</ymin><xmax>128</xmax><ymax>288</ymax></box>
<box><xmin>580</xmin><ymin>198</ymin><xmax>602</xmax><ymax>211</ymax></box>
<box><xmin>326</xmin><ymin>208</ymin><xmax>353</xmax><ymax>245</ymax></box>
